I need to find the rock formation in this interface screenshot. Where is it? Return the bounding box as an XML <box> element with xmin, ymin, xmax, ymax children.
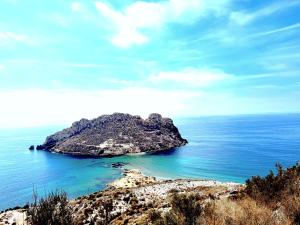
<box><xmin>37</xmin><ymin>113</ymin><xmax>187</xmax><ymax>157</ymax></box>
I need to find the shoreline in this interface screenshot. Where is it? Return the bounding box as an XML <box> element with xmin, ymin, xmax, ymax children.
<box><xmin>0</xmin><ymin>169</ymin><xmax>243</xmax><ymax>225</ymax></box>
<box><xmin>108</xmin><ymin>168</ymin><xmax>243</xmax><ymax>189</ymax></box>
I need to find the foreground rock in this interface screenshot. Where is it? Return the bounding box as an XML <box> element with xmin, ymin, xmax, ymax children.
<box><xmin>0</xmin><ymin>209</ymin><xmax>27</xmax><ymax>225</ymax></box>
<box><xmin>70</xmin><ymin>170</ymin><xmax>242</xmax><ymax>225</ymax></box>
<box><xmin>37</xmin><ymin>113</ymin><xmax>187</xmax><ymax>157</ymax></box>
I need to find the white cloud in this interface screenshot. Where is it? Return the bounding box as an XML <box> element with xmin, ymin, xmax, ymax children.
<box><xmin>71</xmin><ymin>2</ymin><xmax>83</xmax><ymax>12</ymax></box>
<box><xmin>95</xmin><ymin>1</ymin><xmax>153</xmax><ymax>47</ymax></box>
<box><xmin>230</xmin><ymin>1</ymin><xmax>300</xmax><ymax>26</ymax></box>
<box><xmin>253</xmin><ymin>22</ymin><xmax>300</xmax><ymax>37</ymax></box>
<box><xmin>0</xmin><ymin>32</ymin><xmax>29</xmax><ymax>43</ymax></box>
<box><xmin>111</xmin><ymin>27</ymin><xmax>149</xmax><ymax>48</ymax></box>
<box><xmin>0</xmin><ymin>88</ymin><xmax>201</xmax><ymax>128</ymax></box>
<box><xmin>95</xmin><ymin>0</ymin><xmax>231</xmax><ymax>47</ymax></box>
<box><xmin>187</xmin><ymin>92</ymin><xmax>300</xmax><ymax>115</ymax></box>
<box><xmin>0</xmin><ymin>64</ymin><xmax>5</xmax><ymax>70</ymax></box>
<box><xmin>238</xmin><ymin>70</ymin><xmax>300</xmax><ymax>80</ymax></box>
<box><xmin>70</xmin><ymin>2</ymin><xmax>96</xmax><ymax>22</ymax></box>
<box><xmin>0</xmin><ymin>32</ymin><xmax>38</xmax><ymax>48</ymax></box>
<box><xmin>1</xmin><ymin>87</ymin><xmax>299</xmax><ymax>128</ymax></box>
<box><xmin>149</xmin><ymin>67</ymin><xmax>233</xmax><ymax>87</ymax></box>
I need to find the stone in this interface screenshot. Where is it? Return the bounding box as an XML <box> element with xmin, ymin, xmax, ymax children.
<box><xmin>36</xmin><ymin>145</ymin><xmax>44</xmax><ymax>150</ymax></box>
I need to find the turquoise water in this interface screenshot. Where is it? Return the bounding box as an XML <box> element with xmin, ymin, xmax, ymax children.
<box><xmin>0</xmin><ymin>114</ymin><xmax>300</xmax><ymax>210</ymax></box>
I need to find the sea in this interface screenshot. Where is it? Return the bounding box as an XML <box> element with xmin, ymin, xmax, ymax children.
<box><xmin>0</xmin><ymin>114</ymin><xmax>299</xmax><ymax>211</ymax></box>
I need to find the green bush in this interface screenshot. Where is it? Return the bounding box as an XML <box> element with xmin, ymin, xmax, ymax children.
<box><xmin>244</xmin><ymin>162</ymin><xmax>300</xmax><ymax>224</ymax></box>
<box><xmin>245</xmin><ymin>162</ymin><xmax>300</xmax><ymax>203</ymax></box>
<box><xmin>26</xmin><ymin>190</ymin><xmax>75</xmax><ymax>225</ymax></box>
<box><xmin>150</xmin><ymin>193</ymin><xmax>203</xmax><ymax>225</ymax></box>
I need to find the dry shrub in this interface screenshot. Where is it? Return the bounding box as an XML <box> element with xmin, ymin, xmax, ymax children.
<box><xmin>149</xmin><ymin>193</ymin><xmax>203</xmax><ymax>225</ymax></box>
<box><xmin>245</xmin><ymin>163</ymin><xmax>300</xmax><ymax>224</ymax></box>
<box><xmin>200</xmin><ymin>198</ymin><xmax>287</xmax><ymax>225</ymax></box>
<box><xmin>148</xmin><ymin>209</ymin><xmax>164</xmax><ymax>224</ymax></box>
<box><xmin>282</xmin><ymin>195</ymin><xmax>300</xmax><ymax>225</ymax></box>
<box><xmin>96</xmin><ymin>198</ymin><xmax>113</xmax><ymax>225</ymax></box>
<box><xmin>170</xmin><ymin>193</ymin><xmax>202</xmax><ymax>222</ymax></box>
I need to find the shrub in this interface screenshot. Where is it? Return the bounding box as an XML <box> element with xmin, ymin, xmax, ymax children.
<box><xmin>282</xmin><ymin>195</ymin><xmax>300</xmax><ymax>225</ymax></box>
<box><xmin>170</xmin><ymin>193</ymin><xmax>203</xmax><ymax>225</ymax></box>
<box><xmin>201</xmin><ymin>197</ymin><xmax>289</xmax><ymax>225</ymax></box>
<box><xmin>150</xmin><ymin>193</ymin><xmax>203</xmax><ymax>225</ymax></box>
<box><xmin>96</xmin><ymin>198</ymin><xmax>113</xmax><ymax>225</ymax></box>
<box><xmin>245</xmin><ymin>163</ymin><xmax>300</xmax><ymax>203</ymax></box>
<box><xmin>148</xmin><ymin>209</ymin><xmax>163</xmax><ymax>223</ymax></box>
<box><xmin>26</xmin><ymin>190</ymin><xmax>75</xmax><ymax>225</ymax></box>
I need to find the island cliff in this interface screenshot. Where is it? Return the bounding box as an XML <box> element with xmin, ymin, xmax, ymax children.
<box><xmin>37</xmin><ymin>113</ymin><xmax>187</xmax><ymax>157</ymax></box>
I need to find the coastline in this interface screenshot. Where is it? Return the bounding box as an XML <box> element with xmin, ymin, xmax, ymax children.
<box><xmin>2</xmin><ymin>114</ymin><xmax>298</xmax><ymax>213</ymax></box>
<box><xmin>0</xmin><ymin>169</ymin><xmax>243</xmax><ymax>225</ymax></box>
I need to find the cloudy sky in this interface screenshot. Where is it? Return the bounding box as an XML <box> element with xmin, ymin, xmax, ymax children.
<box><xmin>0</xmin><ymin>0</ymin><xmax>300</xmax><ymax>127</ymax></box>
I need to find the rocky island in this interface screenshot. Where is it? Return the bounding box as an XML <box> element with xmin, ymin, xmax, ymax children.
<box><xmin>36</xmin><ymin>113</ymin><xmax>187</xmax><ymax>157</ymax></box>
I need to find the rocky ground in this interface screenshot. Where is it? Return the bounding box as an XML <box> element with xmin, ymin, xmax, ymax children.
<box><xmin>0</xmin><ymin>169</ymin><xmax>243</xmax><ymax>225</ymax></box>
<box><xmin>108</xmin><ymin>169</ymin><xmax>157</xmax><ymax>189</ymax></box>
<box><xmin>71</xmin><ymin>170</ymin><xmax>242</xmax><ymax>225</ymax></box>
<box><xmin>0</xmin><ymin>209</ymin><xmax>27</xmax><ymax>225</ymax></box>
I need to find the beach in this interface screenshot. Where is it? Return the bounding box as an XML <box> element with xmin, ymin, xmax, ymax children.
<box><xmin>0</xmin><ymin>169</ymin><xmax>243</xmax><ymax>225</ymax></box>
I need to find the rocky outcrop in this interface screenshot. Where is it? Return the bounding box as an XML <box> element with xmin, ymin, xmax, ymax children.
<box><xmin>37</xmin><ymin>113</ymin><xmax>187</xmax><ymax>157</ymax></box>
<box><xmin>36</xmin><ymin>145</ymin><xmax>43</xmax><ymax>150</ymax></box>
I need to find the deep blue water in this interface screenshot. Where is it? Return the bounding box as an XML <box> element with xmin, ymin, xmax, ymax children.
<box><xmin>0</xmin><ymin>114</ymin><xmax>300</xmax><ymax>210</ymax></box>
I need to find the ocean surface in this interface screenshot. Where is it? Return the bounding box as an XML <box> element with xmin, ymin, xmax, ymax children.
<box><xmin>0</xmin><ymin>114</ymin><xmax>300</xmax><ymax>210</ymax></box>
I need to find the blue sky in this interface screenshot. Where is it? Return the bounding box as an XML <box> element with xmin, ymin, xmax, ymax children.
<box><xmin>0</xmin><ymin>0</ymin><xmax>300</xmax><ymax>127</ymax></box>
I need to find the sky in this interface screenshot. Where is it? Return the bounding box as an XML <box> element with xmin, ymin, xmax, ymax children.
<box><xmin>0</xmin><ymin>0</ymin><xmax>300</xmax><ymax>128</ymax></box>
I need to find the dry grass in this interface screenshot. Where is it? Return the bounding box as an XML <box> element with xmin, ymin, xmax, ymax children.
<box><xmin>200</xmin><ymin>198</ymin><xmax>289</xmax><ymax>225</ymax></box>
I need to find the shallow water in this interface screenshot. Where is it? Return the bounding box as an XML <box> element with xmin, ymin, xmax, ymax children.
<box><xmin>0</xmin><ymin>114</ymin><xmax>299</xmax><ymax>210</ymax></box>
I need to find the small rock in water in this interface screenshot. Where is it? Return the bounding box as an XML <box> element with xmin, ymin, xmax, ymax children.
<box><xmin>28</xmin><ymin>145</ymin><xmax>34</xmax><ymax>150</ymax></box>
<box><xmin>36</xmin><ymin>145</ymin><xmax>44</xmax><ymax>150</ymax></box>
<box><xmin>112</xmin><ymin>162</ymin><xmax>127</xmax><ymax>168</ymax></box>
